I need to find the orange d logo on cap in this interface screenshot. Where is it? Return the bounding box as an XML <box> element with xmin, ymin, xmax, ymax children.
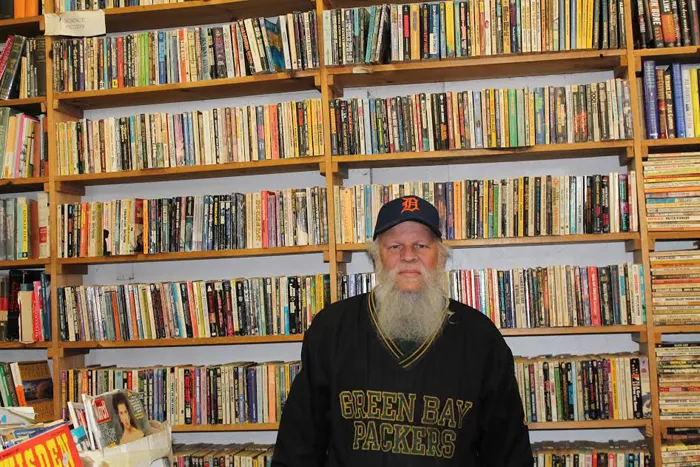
<box><xmin>400</xmin><ymin>196</ymin><xmax>420</xmax><ymax>214</ymax></box>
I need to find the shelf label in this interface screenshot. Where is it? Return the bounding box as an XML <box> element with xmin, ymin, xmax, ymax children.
<box><xmin>45</xmin><ymin>10</ymin><xmax>106</xmax><ymax>37</ymax></box>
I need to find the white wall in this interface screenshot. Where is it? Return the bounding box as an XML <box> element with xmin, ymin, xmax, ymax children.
<box><xmin>45</xmin><ymin>68</ymin><xmax>648</xmax><ymax>445</ymax></box>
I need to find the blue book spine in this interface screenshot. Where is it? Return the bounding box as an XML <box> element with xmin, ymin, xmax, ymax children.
<box><xmin>440</xmin><ymin>2</ymin><xmax>447</xmax><ymax>58</ymax></box>
<box><xmin>430</xmin><ymin>3</ymin><xmax>440</xmax><ymax>59</ymax></box>
<box><xmin>559</xmin><ymin>0</ymin><xmax>565</xmax><ymax>49</ymax></box>
<box><xmin>535</xmin><ymin>88</ymin><xmax>545</xmax><ymax>145</ymax></box>
<box><xmin>571</xmin><ymin>0</ymin><xmax>577</xmax><ymax>49</ymax></box>
<box><xmin>643</xmin><ymin>61</ymin><xmax>660</xmax><ymax>139</ymax></box>
<box><xmin>256</xmin><ymin>106</ymin><xmax>265</xmax><ymax>160</ymax></box>
<box><xmin>365</xmin><ymin>185</ymin><xmax>372</xmax><ymax>240</ymax></box>
<box><xmin>247</xmin><ymin>367</ymin><xmax>257</xmax><ymax>423</ymax></box>
<box><xmin>516</xmin><ymin>0</ymin><xmax>522</xmax><ymax>51</ymax></box>
<box><xmin>158</xmin><ymin>31</ymin><xmax>166</xmax><ymax>85</ymax></box>
<box><xmin>672</xmin><ymin>63</ymin><xmax>686</xmax><ymax>138</ymax></box>
<box><xmin>365</xmin><ymin>7</ymin><xmax>376</xmax><ymax>64</ymax></box>
<box><xmin>369</xmin><ymin>99</ymin><xmax>378</xmax><ymax>154</ymax></box>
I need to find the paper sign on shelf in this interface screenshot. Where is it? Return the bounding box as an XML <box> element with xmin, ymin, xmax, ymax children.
<box><xmin>45</xmin><ymin>10</ymin><xmax>106</xmax><ymax>37</ymax></box>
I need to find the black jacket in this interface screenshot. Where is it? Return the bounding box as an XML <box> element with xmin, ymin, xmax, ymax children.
<box><xmin>272</xmin><ymin>293</ymin><xmax>533</xmax><ymax>466</ymax></box>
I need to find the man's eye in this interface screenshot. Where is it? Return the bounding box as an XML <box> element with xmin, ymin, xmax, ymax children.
<box><xmin>390</xmin><ymin>245</ymin><xmax>400</xmax><ymax>250</ymax></box>
<box><xmin>416</xmin><ymin>244</ymin><xmax>427</xmax><ymax>249</ymax></box>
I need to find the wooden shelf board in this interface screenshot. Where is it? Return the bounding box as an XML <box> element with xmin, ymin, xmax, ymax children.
<box><xmin>333</xmin><ymin>141</ymin><xmax>632</xmax><ymax>168</ymax></box>
<box><xmin>172</xmin><ymin>423</ymin><xmax>279</xmax><ymax>433</ymax></box>
<box><xmin>0</xmin><ymin>341</ymin><xmax>50</xmax><ymax>349</ymax></box>
<box><xmin>655</xmin><ymin>325</ymin><xmax>700</xmax><ymax>335</ymax></box>
<box><xmin>528</xmin><ymin>420</ymin><xmax>650</xmax><ymax>430</ymax></box>
<box><xmin>329</xmin><ymin>50</ymin><xmax>626</xmax><ymax>88</ymax></box>
<box><xmin>57</xmin><ymin>157</ymin><xmax>325</xmax><ymax>186</ymax></box>
<box><xmin>102</xmin><ymin>0</ymin><xmax>315</xmax><ymax>34</ymax></box>
<box><xmin>0</xmin><ymin>97</ymin><xmax>45</xmax><ymax>113</ymax></box>
<box><xmin>61</xmin><ymin>335</ymin><xmax>303</xmax><ymax>349</ymax></box>
<box><xmin>634</xmin><ymin>46</ymin><xmax>700</xmax><ymax>58</ymax></box>
<box><xmin>0</xmin><ymin>177</ymin><xmax>47</xmax><ymax>193</ymax></box>
<box><xmin>55</xmin><ymin>71</ymin><xmax>320</xmax><ymax>110</ymax></box>
<box><xmin>0</xmin><ymin>16</ymin><xmax>43</xmax><ymax>41</ymax></box>
<box><xmin>661</xmin><ymin>420</ymin><xmax>700</xmax><ymax>429</ymax></box>
<box><xmin>338</xmin><ymin>233</ymin><xmax>639</xmax><ymax>251</ymax></box>
<box><xmin>0</xmin><ymin>259</ymin><xmax>47</xmax><ymax>270</ymax></box>
<box><xmin>648</xmin><ymin>230</ymin><xmax>700</xmax><ymax>243</ymax></box>
<box><xmin>57</xmin><ymin>245</ymin><xmax>327</xmax><ymax>266</ymax></box>
<box><xmin>644</xmin><ymin>137</ymin><xmax>700</xmax><ymax>152</ymax></box>
<box><xmin>501</xmin><ymin>325</ymin><xmax>646</xmax><ymax>337</ymax></box>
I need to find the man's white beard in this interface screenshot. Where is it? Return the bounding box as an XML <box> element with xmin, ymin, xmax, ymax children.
<box><xmin>373</xmin><ymin>263</ymin><xmax>448</xmax><ymax>343</ymax></box>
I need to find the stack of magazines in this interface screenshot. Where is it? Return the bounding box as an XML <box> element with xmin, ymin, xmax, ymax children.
<box><xmin>68</xmin><ymin>388</ymin><xmax>172</xmax><ymax>466</ymax></box>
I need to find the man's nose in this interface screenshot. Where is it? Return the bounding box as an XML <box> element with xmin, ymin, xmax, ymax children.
<box><xmin>401</xmin><ymin>247</ymin><xmax>417</xmax><ymax>261</ymax></box>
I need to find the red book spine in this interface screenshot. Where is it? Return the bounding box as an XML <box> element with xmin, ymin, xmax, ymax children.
<box><xmin>588</xmin><ymin>266</ymin><xmax>601</xmax><ymax>326</ymax></box>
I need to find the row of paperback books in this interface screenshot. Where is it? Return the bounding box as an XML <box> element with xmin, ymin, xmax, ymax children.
<box><xmin>54</xmin><ymin>0</ymin><xmax>175</xmax><ymax>11</ymax></box>
<box><xmin>448</xmin><ymin>263</ymin><xmax>646</xmax><ymax>327</ymax></box>
<box><xmin>1</xmin><ymin>109</ymin><xmax>47</xmax><ymax>180</ymax></box>
<box><xmin>62</xmin><ymin>361</ymin><xmax>302</xmax><ymax>426</ymax></box>
<box><xmin>633</xmin><ymin>0</ymin><xmax>700</xmax><ymax>48</ymax></box>
<box><xmin>648</xmin><ymin>249</ymin><xmax>699</xmax><ymax>325</ymax></box>
<box><xmin>0</xmin><ymin>194</ymin><xmax>49</xmax><ymax>261</ymax></box>
<box><xmin>335</xmin><ymin>174</ymin><xmax>639</xmax><ymax>244</ymax></box>
<box><xmin>515</xmin><ymin>353</ymin><xmax>652</xmax><ymax>423</ymax></box>
<box><xmin>57</xmin><ymin>187</ymin><xmax>329</xmax><ymax>258</ymax></box>
<box><xmin>174</xmin><ymin>443</ymin><xmax>274</xmax><ymax>467</ymax></box>
<box><xmin>52</xmin><ymin>12</ymin><xmax>319</xmax><ymax>93</ymax></box>
<box><xmin>661</xmin><ymin>441</ymin><xmax>700</xmax><ymax>466</ymax></box>
<box><xmin>324</xmin><ymin>0</ymin><xmax>626</xmax><ymax>68</ymax></box>
<box><xmin>643</xmin><ymin>152</ymin><xmax>700</xmax><ymax>230</ymax></box>
<box><xmin>57</xmin><ymin>274</ymin><xmax>331</xmax><ymax>342</ymax></box>
<box><xmin>0</xmin><ymin>36</ymin><xmax>45</xmax><ymax>100</ymax></box>
<box><xmin>532</xmin><ymin>442</ymin><xmax>651</xmax><ymax>466</ymax></box>
<box><xmin>656</xmin><ymin>341</ymin><xmax>700</xmax><ymax>420</ymax></box>
<box><xmin>57</xmin><ymin>98</ymin><xmax>324</xmax><ymax>176</ymax></box>
<box><xmin>331</xmin><ymin>79</ymin><xmax>633</xmax><ymax>155</ymax></box>
<box><xmin>340</xmin><ymin>262</ymin><xmax>647</xmax><ymax>328</ymax></box>
<box><xmin>642</xmin><ymin>61</ymin><xmax>700</xmax><ymax>139</ymax></box>
<box><xmin>0</xmin><ymin>270</ymin><xmax>51</xmax><ymax>344</ymax></box>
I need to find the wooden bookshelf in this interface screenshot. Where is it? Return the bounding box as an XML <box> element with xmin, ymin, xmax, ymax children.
<box><xmin>500</xmin><ymin>325</ymin><xmax>646</xmax><ymax>337</ymax></box>
<box><xmin>172</xmin><ymin>423</ymin><xmax>280</xmax><ymax>433</ymax></box>
<box><xmin>527</xmin><ymin>420</ymin><xmax>651</xmax><ymax>430</ymax></box>
<box><xmin>0</xmin><ymin>176</ymin><xmax>47</xmax><ymax>193</ymax></box>
<box><xmin>333</xmin><ymin>141</ymin><xmax>633</xmax><ymax>168</ymax></box>
<box><xmin>660</xmin><ymin>420</ymin><xmax>700</xmax><ymax>430</ymax></box>
<box><xmin>56</xmin><ymin>157</ymin><xmax>325</xmax><ymax>186</ymax></box>
<box><xmin>644</xmin><ymin>137</ymin><xmax>700</xmax><ymax>150</ymax></box>
<box><xmin>0</xmin><ymin>97</ymin><xmax>45</xmax><ymax>113</ymax></box>
<box><xmin>60</xmin><ymin>335</ymin><xmax>303</xmax><ymax>349</ymax></box>
<box><xmin>337</xmin><ymin>232</ymin><xmax>639</xmax><ymax>251</ymax></box>
<box><xmin>0</xmin><ymin>258</ymin><xmax>47</xmax><ymax>270</ymax></box>
<box><xmin>0</xmin><ymin>16</ymin><xmax>42</xmax><ymax>41</ymax></box>
<box><xmin>101</xmin><ymin>0</ymin><xmax>315</xmax><ymax>34</ymax></box>
<box><xmin>56</xmin><ymin>245</ymin><xmax>328</xmax><ymax>266</ymax></box>
<box><xmin>54</xmin><ymin>70</ymin><xmax>320</xmax><ymax>110</ymax></box>
<box><xmin>0</xmin><ymin>0</ymin><xmax>669</xmax><ymax>455</ymax></box>
<box><xmin>329</xmin><ymin>50</ymin><xmax>626</xmax><ymax>88</ymax></box>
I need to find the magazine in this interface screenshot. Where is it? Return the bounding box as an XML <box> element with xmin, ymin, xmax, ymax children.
<box><xmin>82</xmin><ymin>389</ymin><xmax>152</xmax><ymax>449</ymax></box>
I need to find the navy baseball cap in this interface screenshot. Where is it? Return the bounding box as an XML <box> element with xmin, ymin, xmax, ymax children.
<box><xmin>372</xmin><ymin>195</ymin><xmax>442</xmax><ymax>240</ymax></box>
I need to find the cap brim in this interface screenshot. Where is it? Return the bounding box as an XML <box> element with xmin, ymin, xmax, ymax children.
<box><xmin>373</xmin><ymin>218</ymin><xmax>443</xmax><ymax>240</ymax></box>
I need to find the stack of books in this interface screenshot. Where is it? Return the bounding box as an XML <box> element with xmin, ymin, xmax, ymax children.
<box><xmin>0</xmin><ymin>194</ymin><xmax>50</xmax><ymax>261</ymax></box>
<box><xmin>643</xmin><ymin>152</ymin><xmax>700</xmax><ymax>230</ymax></box>
<box><xmin>515</xmin><ymin>353</ymin><xmax>652</xmax><ymax>422</ymax></box>
<box><xmin>336</xmin><ymin>174</ymin><xmax>638</xmax><ymax>244</ymax></box>
<box><xmin>331</xmin><ymin>79</ymin><xmax>633</xmax><ymax>155</ymax></box>
<box><xmin>656</xmin><ymin>342</ymin><xmax>700</xmax><ymax>420</ymax></box>
<box><xmin>324</xmin><ymin>0</ymin><xmax>626</xmax><ymax>65</ymax></box>
<box><xmin>58</xmin><ymin>273</ymin><xmax>331</xmax><ymax>342</ymax></box>
<box><xmin>532</xmin><ymin>441</ymin><xmax>651</xmax><ymax>465</ymax></box>
<box><xmin>661</xmin><ymin>441</ymin><xmax>700</xmax><ymax>466</ymax></box>
<box><xmin>56</xmin><ymin>98</ymin><xmax>324</xmax><ymax>176</ymax></box>
<box><xmin>62</xmin><ymin>362</ymin><xmax>301</xmax><ymax>426</ymax></box>
<box><xmin>53</xmin><ymin>12</ymin><xmax>319</xmax><ymax>93</ymax></box>
<box><xmin>649</xmin><ymin>249</ymin><xmax>700</xmax><ymax>325</ymax></box>
<box><xmin>0</xmin><ymin>36</ymin><xmax>45</xmax><ymax>100</ymax></box>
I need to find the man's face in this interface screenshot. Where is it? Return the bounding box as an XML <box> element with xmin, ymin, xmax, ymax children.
<box><xmin>377</xmin><ymin>221</ymin><xmax>441</xmax><ymax>293</ymax></box>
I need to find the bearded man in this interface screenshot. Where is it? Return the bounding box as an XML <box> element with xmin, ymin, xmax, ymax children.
<box><xmin>272</xmin><ymin>195</ymin><xmax>533</xmax><ymax>466</ymax></box>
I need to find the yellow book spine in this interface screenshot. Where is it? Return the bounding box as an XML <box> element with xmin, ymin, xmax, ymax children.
<box><xmin>483</xmin><ymin>179</ymin><xmax>489</xmax><ymax>238</ymax></box>
<box><xmin>518</xmin><ymin>176</ymin><xmax>525</xmax><ymax>237</ymax></box>
<box><xmin>489</xmin><ymin>90</ymin><xmax>497</xmax><ymax>147</ymax></box>
<box><xmin>410</xmin><ymin>4</ymin><xmax>421</xmax><ymax>60</ymax></box>
<box><xmin>611</xmin><ymin>357</ymin><xmax>619</xmax><ymax>420</ymax></box>
<box><xmin>693</xmin><ymin>69</ymin><xmax>700</xmax><ymax>137</ymax></box>
<box><xmin>587</xmin><ymin>0</ymin><xmax>594</xmax><ymax>48</ymax></box>
<box><xmin>503</xmin><ymin>89</ymin><xmax>510</xmax><ymax>147</ymax></box>
<box><xmin>446</xmin><ymin>1</ymin><xmax>456</xmax><ymax>56</ymax></box>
